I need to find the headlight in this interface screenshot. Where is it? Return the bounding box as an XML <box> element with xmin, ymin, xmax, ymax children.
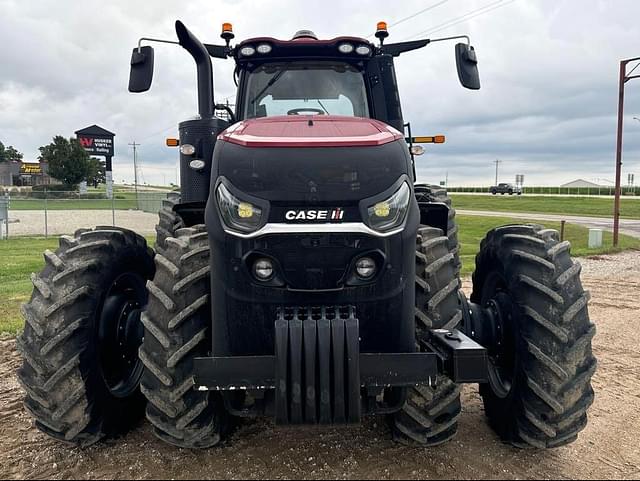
<box><xmin>216</xmin><ymin>183</ymin><xmax>263</xmax><ymax>233</ymax></box>
<box><xmin>366</xmin><ymin>182</ymin><xmax>411</xmax><ymax>232</ymax></box>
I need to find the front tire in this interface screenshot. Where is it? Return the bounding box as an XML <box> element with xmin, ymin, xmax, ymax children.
<box><xmin>17</xmin><ymin>228</ymin><xmax>155</xmax><ymax>446</ymax></box>
<box><xmin>472</xmin><ymin>224</ymin><xmax>596</xmax><ymax>448</ymax></box>
<box><xmin>391</xmin><ymin>227</ymin><xmax>463</xmax><ymax>446</ymax></box>
<box><xmin>139</xmin><ymin>225</ymin><xmax>231</xmax><ymax>449</ymax></box>
<box><xmin>414</xmin><ymin>184</ymin><xmax>461</xmax><ymax>274</ymax></box>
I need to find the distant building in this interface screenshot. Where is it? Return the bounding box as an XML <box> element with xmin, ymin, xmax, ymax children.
<box><xmin>0</xmin><ymin>161</ymin><xmax>21</xmax><ymax>186</ymax></box>
<box><xmin>0</xmin><ymin>161</ymin><xmax>51</xmax><ymax>186</ymax></box>
<box><xmin>561</xmin><ymin>179</ymin><xmax>604</xmax><ymax>189</ymax></box>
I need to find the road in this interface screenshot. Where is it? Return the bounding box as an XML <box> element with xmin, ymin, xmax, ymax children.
<box><xmin>458</xmin><ymin>209</ymin><xmax>640</xmax><ymax>239</ymax></box>
<box><xmin>6</xmin><ymin>210</ymin><xmax>157</xmax><ymax>237</ymax></box>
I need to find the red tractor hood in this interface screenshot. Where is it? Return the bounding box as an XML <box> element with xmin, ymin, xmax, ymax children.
<box><xmin>218</xmin><ymin>116</ymin><xmax>404</xmax><ymax>148</ymax></box>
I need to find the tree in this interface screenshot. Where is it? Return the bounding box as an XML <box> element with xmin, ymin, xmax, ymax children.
<box><xmin>39</xmin><ymin>136</ymin><xmax>90</xmax><ymax>187</ymax></box>
<box><xmin>0</xmin><ymin>141</ymin><xmax>23</xmax><ymax>163</ymax></box>
<box><xmin>86</xmin><ymin>157</ymin><xmax>106</xmax><ymax>188</ymax></box>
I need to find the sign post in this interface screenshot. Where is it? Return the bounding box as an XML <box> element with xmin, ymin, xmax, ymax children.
<box><xmin>75</xmin><ymin>125</ymin><xmax>116</xmax><ymax>199</ymax></box>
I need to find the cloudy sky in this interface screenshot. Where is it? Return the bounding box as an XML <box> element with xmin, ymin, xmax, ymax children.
<box><xmin>1</xmin><ymin>0</ymin><xmax>639</xmax><ymax>187</ymax></box>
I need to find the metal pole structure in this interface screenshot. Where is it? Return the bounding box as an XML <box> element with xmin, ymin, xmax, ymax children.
<box><xmin>614</xmin><ymin>57</ymin><xmax>640</xmax><ymax>247</ymax></box>
<box><xmin>44</xmin><ymin>189</ymin><xmax>48</xmax><ymax>239</ymax></box>
<box><xmin>129</xmin><ymin>141</ymin><xmax>140</xmax><ymax>210</ymax></box>
<box><xmin>494</xmin><ymin>159</ymin><xmax>503</xmax><ymax>186</ymax></box>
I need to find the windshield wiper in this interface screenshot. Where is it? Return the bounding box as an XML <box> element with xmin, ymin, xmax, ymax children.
<box><xmin>249</xmin><ymin>63</ymin><xmax>291</xmax><ymax>105</ymax></box>
<box><xmin>317</xmin><ymin>99</ymin><xmax>330</xmax><ymax>115</ymax></box>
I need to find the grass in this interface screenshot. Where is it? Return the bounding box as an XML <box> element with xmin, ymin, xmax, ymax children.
<box><xmin>1</xmin><ymin>219</ymin><xmax>638</xmax><ymax>336</ymax></box>
<box><xmin>450</xmin><ymin>194</ymin><xmax>640</xmax><ymax>220</ymax></box>
<box><xmin>456</xmin><ymin>215</ymin><xmax>640</xmax><ymax>277</ymax></box>
<box><xmin>0</xmin><ymin>237</ymin><xmax>58</xmax><ymax>335</ymax></box>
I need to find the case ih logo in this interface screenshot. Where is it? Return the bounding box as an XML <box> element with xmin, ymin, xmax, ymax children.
<box><xmin>285</xmin><ymin>208</ymin><xmax>345</xmax><ymax>221</ymax></box>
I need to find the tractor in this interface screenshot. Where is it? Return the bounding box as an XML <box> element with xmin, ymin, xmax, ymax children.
<box><xmin>18</xmin><ymin>20</ymin><xmax>596</xmax><ymax>450</ymax></box>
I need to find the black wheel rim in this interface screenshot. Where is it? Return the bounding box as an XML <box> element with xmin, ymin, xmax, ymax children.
<box><xmin>481</xmin><ymin>271</ymin><xmax>518</xmax><ymax>399</ymax></box>
<box><xmin>98</xmin><ymin>272</ymin><xmax>147</xmax><ymax>398</ymax></box>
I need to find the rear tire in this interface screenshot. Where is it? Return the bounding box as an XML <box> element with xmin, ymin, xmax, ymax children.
<box><xmin>156</xmin><ymin>192</ymin><xmax>183</xmax><ymax>253</ymax></box>
<box><xmin>391</xmin><ymin>227</ymin><xmax>463</xmax><ymax>446</ymax></box>
<box><xmin>472</xmin><ymin>224</ymin><xmax>596</xmax><ymax>448</ymax></box>
<box><xmin>139</xmin><ymin>225</ymin><xmax>231</xmax><ymax>449</ymax></box>
<box><xmin>17</xmin><ymin>228</ymin><xmax>155</xmax><ymax>446</ymax></box>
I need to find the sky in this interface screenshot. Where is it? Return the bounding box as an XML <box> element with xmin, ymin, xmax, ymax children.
<box><xmin>1</xmin><ymin>0</ymin><xmax>639</xmax><ymax>187</ymax></box>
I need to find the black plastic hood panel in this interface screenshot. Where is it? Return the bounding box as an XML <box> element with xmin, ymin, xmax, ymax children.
<box><xmin>212</xmin><ymin>139</ymin><xmax>412</xmax><ymax>203</ymax></box>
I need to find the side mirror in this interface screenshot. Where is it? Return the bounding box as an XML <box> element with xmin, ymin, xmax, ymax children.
<box><xmin>128</xmin><ymin>46</ymin><xmax>155</xmax><ymax>93</ymax></box>
<box><xmin>455</xmin><ymin>43</ymin><xmax>480</xmax><ymax>90</ymax></box>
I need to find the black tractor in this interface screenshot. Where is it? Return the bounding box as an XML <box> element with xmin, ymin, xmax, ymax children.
<box><xmin>18</xmin><ymin>20</ymin><xmax>595</xmax><ymax>450</ymax></box>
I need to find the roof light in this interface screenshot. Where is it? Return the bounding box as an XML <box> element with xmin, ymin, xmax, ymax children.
<box><xmin>376</xmin><ymin>21</ymin><xmax>390</xmax><ymax>43</ymax></box>
<box><xmin>293</xmin><ymin>30</ymin><xmax>318</xmax><ymax>40</ymax></box>
<box><xmin>240</xmin><ymin>46</ymin><xmax>256</xmax><ymax>56</ymax></box>
<box><xmin>338</xmin><ymin>43</ymin><xmax>355</xmax><ymax>54</ymax></box>
<box><xmin>356</xmin><ymin>45</ymin><xmax>371</xmax><ymax>56</ymax></box>
<box><xmin>221</xmin><ymin>22</ymin><xmax>235</xmax><ymax>45</ymax></box>
<box><xmin>256</xmin><ymin>44</ymin><xmax>272</xmax><ymax>54</ymax></box>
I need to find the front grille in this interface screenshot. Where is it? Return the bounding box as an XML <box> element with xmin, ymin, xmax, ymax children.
<box><xmin>258</xmin><ymin>233</ymin><xmax>380</xmax><ymax>290</ymax></box>
<box><xmin>277</xmin><ymin>305</ymin><xmax>356</xmax><ymax>322</ymax></box>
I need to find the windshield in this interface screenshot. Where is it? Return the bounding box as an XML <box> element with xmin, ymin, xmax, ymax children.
<box><xmin>243</xmin><ymin>61</ymin><xmax>370</xmax><ymax>119</ymax></box>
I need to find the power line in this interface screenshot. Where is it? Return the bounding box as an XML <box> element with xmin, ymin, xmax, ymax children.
<box><xmin>366</xmin><ymin>0</ymin><xmax>449</xmax><ymax>38</ymax></box>
<box><xmin>138</xmin><ymin>124</ymin><xmax>176</xmax><ymax>143</ymax></box>
<box><xmin>400</xmin><ymin>0</ymin><xmax>518</xmax><ymax>41</ymax></box>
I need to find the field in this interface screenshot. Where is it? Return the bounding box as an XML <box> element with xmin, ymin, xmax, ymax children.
<box><xmin>2</xmin><ymin>216</ymin><xmax>638</xmax><ymax>335</ymax></box>
<box><xmin>451</xmin><ymin>194</ymin><xmax>640</xmax><ymax>219</ymax></box>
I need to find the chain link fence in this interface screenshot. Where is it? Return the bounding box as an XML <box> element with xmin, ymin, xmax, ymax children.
<box><xmin>445</xmin><ymin>186</ymin><xmax>640</xmax><ymax>196</ymax></box>
<box><xmin>1</xmin><ymin>189</ymin><xmax>170</xmax><ymax>238</ymax></box>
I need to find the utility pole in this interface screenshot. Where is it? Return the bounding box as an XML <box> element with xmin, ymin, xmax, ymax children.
<box><xmin>494</xmin><ymin>159</ymin><xmax>503</xmax><ymax>186</ymax></box>
<box><xmin>614</xmin><ymin>57</ymin><xmax>640</xmax><ymax>246</ymax></box>
<box><xmin>128</xmin><ymin>141</ymin><xmax>140</xmax><ymax>209</ymax></box>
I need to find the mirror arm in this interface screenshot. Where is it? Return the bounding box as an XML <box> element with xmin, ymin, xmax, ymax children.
<box><xmin>137</xmin><ymin>37</ymin><xmax>180</xmax><ymax>53</ymax></box>
<box><xmin>428</xmin><ymin>35</ymin><xmax>471</xmax><ymax>46</ymax></box>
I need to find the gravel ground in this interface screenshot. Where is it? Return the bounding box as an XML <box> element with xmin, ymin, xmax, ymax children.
<box><xmin>6</xmin><ymin>210</ymin><xmax>158</xmax><ymax>237</ymax></box>
<box><xmin>0</xmin><ymin>251</ymin><xmax>639</xmax><ymax>479</ymax></box>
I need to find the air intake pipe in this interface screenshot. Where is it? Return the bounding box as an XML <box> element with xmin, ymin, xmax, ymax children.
<box><xmin>175</xmin><ymin>21</ymin><xmax>214</xmax><ymax>119</ymax></box>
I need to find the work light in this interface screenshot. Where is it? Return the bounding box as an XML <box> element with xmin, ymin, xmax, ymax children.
<box><xmin>240</xmin><ymin>46</ymin><xmax>256</xmax><ymax>57</ymax></box>
<box><xmin>338</xmin><ymin>43</ymin><xmax>355</xmax><ymax>54</ymax></box>
<box><xmin>180</xmin><ymin>144</ymin><xmax>196</xmax><ymax>155</ymax></box>
<box><xmin>256</xmin><ymin>44</ymin><xmax>272</xmax><ymax>54</ymax></box>
<box><xmin>366</xmin><ymin>182</ymin><xmax>411</xmax><ymax>232</ymax></box>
